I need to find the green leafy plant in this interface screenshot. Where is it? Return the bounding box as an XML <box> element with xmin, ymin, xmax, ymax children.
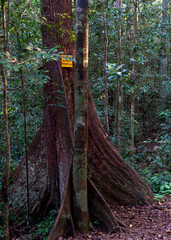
<box><xmin>0</xmin><ymin>226</ymin><xmax>4</xmax><ymax>238</ymax></box>
<box><xmin>28</xmin><ymin>210</ymin><xmax>57</xmax><ymax>239</ymax></box>
<box><xmin>160</xmin><ymin>182</ymin><xmax>171</xmax><ymax>195</ymax></box>
<box><xmin>93</xmin><ymin>218</ymin><xmax>100</xmax><ymax>226</ymax></box>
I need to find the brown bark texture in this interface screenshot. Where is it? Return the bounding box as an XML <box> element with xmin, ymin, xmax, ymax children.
<box><xmin>6</xmin><ymin>0</ymin><xmax>154</xmax><ymax>237</ymax></box>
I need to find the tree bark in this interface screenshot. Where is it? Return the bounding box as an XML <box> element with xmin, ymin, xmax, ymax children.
<box><xmin>87</xmin><ymin>89</ymin><xmax>153</xmax><ymax>205</ymax></box>
<box><xmin>73</xmin><ymin>0</ymin><xmax>90</xmax><ymax>232</ymax></box>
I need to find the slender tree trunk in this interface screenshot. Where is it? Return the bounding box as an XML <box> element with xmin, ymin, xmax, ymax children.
<box><xmin>102</xmin><ymin>0</ymin><xmax>110</xmax><ymax>135</ymax></box>
<box><xmin>114</xmin><ymin>87</ymin><xmax>119</xmax><ymax>144</ymax></box>
<box><xmin>115</xmin><ymin>0</ymin><xmax>122</xmax><ymax>152</ymax></box>
<box><xmin>130</xmin><ymin>0</ymin><xmax>137</xmax><ymax>161</ymax></box>
<box><xmin>118</xmin><ymin>82</ymin><xmax>122</xmax><ymax>152</ymax></box>
<box><xmin>118</xmin><ymin>0</ymin><xmax>122</xmax><ymax>153</ymax></box>
<box><xmin>130</xmin><ymin>90</ymin><xmax>135</xmax><ymax>161</ymax></box>
<box><xmin>16</xmin><ymin>30</ymin><xmax>30</xmax><ymax>226</ymax></box>
<box><xmin>116</xmin><ymin>0</ymin><xmax>121</xmax><ymax>65</ymax></box>
<box><xmin>160</xmin><ymin>0</ymin><xmax>168</xmax><ymax>75</ymax></box>
<box><xmin>1</xmin><ymin>0</ymin><xmax>10</xmax><ymax>239</ymax></box>
<box><xmin>125</xmin><ymin>3</ymin><xmax>131</xmax><ymax>64</ymax></box>
<box><xmin>20</xmin><ymin>69</ymin><xmax>30</xmax><ymax>225</ymax></box>
<box><xmin>125</xmin><ymin>2</ymin><xmax>131</xmax><ymax>117</ymax></box>
<box><xmin>1</xmin><ymin>69</ymin><xmax>10</xmax><ymax>240</ymax></box>
<box><xmin>73</xmin><ymin>0</ymin><xmax>90</xmax><ymax>233</ymax></box>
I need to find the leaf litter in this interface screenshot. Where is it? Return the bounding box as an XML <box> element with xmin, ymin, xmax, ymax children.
<box><xmin>11</xmin><ymin>196</ymin><xmax>170</xmax><ymax>240</ymax></box>
<box><xmin>73</xmin><ymin>196</ymin><xmax>171</xmax><ymax>240</ymax></box>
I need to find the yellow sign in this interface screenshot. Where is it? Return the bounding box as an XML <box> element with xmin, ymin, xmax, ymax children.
<box><xmin>61</xmin><ymin>55</ymin><xmax>73</xmax><ymax>68</ymax></box>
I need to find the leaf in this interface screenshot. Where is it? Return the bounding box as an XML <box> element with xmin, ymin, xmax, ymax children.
<box><xmin>116</xmin><ymin>64</ymin><xmax>124</xmax><ymax>71</ymax></box>
<box><xmin>117</xmin><ymin>71</ymin><xmax>122</xmax><ymax>76</ymax></box>
<box><xmin>130</xmin><ymin>58</ymin><xmax>136</xmax><ymax>62</ymax></box>
<box><xmin>26</xmin><ymin>45</ymin><xmax>33</xmax><ymax>51</ymax></box>
<box><xmin>165</xmin><ymin>184</ymin><xmax>170</xmax><ymax>190</ymax></box>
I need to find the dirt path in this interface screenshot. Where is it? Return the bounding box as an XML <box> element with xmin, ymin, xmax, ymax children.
<box><xmin>74</xmin><ymin>196</ymin><xmax>171</xmax><ymax>240</ymax></box>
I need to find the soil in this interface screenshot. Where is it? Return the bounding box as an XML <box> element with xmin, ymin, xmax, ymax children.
<box><xmin>77</xmin><ymin>196</ymin><xmax>171</xmax><ymax>240</ymax></box>
<box><xmin>11</xmin><ymin>196</ymin><xmax>171</xmax><ymax>240</ymax></box>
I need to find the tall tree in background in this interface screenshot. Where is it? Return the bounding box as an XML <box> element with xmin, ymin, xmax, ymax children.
<box><xmin>115</xmin><ymin>0</ymin><xmax>122</xmax><ymax>152</ymax></box>
<box><xmin>160</xmin><ymin>0</ymin><xmax>168</xmax><ymax>76</ymax></box>
<box><xmin>102</xmin><ymin>0</ymin><xmax>110</xmax><ymax>135</ymax></box>
<box><xmin>16</xmin><ymin>19</ymin><xmax>30</xmax><ymax>225</ymax></box>
<box><xmin>130</xmin><ymin>0</ymin><xmax>137</xmax><ymax>161</ymax></box>
<box><xmin>7</xmin><ymin>0</ymin><xmax>154</xmax><ymax>237</ymax></box>
<box><xmin>1</xmin><ymin>0</ymin><xmax>10</xmax><ymax>239</ymax></box>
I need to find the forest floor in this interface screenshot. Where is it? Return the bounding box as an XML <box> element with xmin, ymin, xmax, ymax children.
<box><xmin>73</xmin><ymin>196</ymin><xmax>171</xmax><ymax>240</ymax></box>
<box><xmin>11</xmin><ymin>196</ymin><xmax>171</xmax><ymax>240</ymax></box>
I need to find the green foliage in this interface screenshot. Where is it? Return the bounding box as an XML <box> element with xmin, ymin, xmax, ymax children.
<box><xmin>0</xmin><ymin>0</ymin><xmax>44</xmax><ymax>178</ymax></box>
<box><xmin>0</xmin><ymin>226</ymin><xmax>4</xmax><ymax>238</ymax></box>
<box><xmin>0</xmin><ymin>0</ymin><xmax>70</xmax><ymax>182</ymax></box>
<box><xmin>93</xmin><ymin>218</ymin><xmax>100</xmax><ymax>226</ymax></box>
<box><xmin>129</xmin><ymin>110</ymin><xmax>171</xmax><ymax>197</ymax></box>
<box><xmin>146</xmin><ymin>171</ymin><xmax>171</xmax><ymax>194</ymax></box>
<box><xmin>28</xmin><ymin>210</ymin><xmax>57</xmax><ymax>239</ymax></box>
<box><xmin>160</xmin><ymin>182</ymin><xmax>171</xmax><ymax>195</ymax></box>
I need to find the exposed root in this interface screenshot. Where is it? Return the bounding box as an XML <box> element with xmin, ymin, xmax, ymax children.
<box><xmin>47</xmin><ymin>180</ymin><xmax>75</xmax><ymax>240</ymax></box>
<box><xmin>88</xmin><ymin>178</ymin><xmax>125</xmax><ymax>232</ymax></box>
<box><xmin>30</xmin><ymin>181</ymin><xmax>51</xmax><ymax>218</ymax></box>
<box><xmin>47</xmin><ymin>176</ymin><xmax>124</xmax><ymax>239</ymax></box>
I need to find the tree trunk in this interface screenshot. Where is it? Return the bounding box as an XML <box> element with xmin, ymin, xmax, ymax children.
<box><xmin>160</xmin><ymin>0</ymin><xmax>168</xmax><ymax>75</ymax></box>
<box><xmin>7</xmin><ymin>0</ymin><xmax>154</xmax><ymax>237</ymax></box>
<box><xmin>130</xmin><ymin>90</ymin><xmax>135</xmax><ymax>161</ymax></box>
<box><xmin>102</xmin><ymin>0</ymin><xmax>110</xmax><ymax>135</ymax></box>
<box><xmin>73</xmin><ymin>0</ymin><xmax>90</xmax><ymax>232</ymax></box>
<box><xmin>16</xmin><ymin>28</ymin><xmax>30</xmax><ymax>226</ymax></box>
<box><xmin>1</xmin><ymin>0</ymin><xmax>10</xmax><ymax>239</ymax></box>
<box><xmin>115</xmin><ymin>0</ymin><xmax>123</xmax><ymax>153</ymax></box>
<box><xmin>130</xmin><ymin>0</ymin><xmax>137</xmax><ymax>161</ymax></box>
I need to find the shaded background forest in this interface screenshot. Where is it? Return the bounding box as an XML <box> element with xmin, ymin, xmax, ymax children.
<box><xmin>0</xmin><ymin>0</ymin><xmax>170</xmax><ymax>234</ymax></box>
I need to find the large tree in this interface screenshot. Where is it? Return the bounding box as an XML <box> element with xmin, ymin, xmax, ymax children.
<box><xmin>7</xmin><ymin>0</ymin><xmax>154</xmax><ymax>238</ymax></box>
